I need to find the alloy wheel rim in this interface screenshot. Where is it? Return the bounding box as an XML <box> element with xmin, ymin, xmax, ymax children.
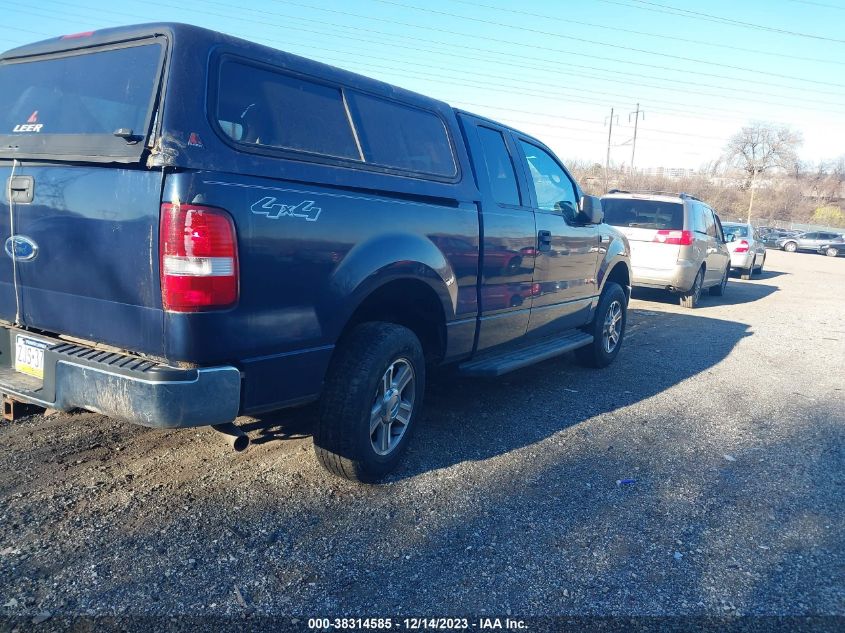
<box><xmin>603</xmin><ymin>300</ymin><xmax>623</xmax><ymax>354</ymax></box>
<box><xmin>370</xmin><ymin>358</ymin><xmax>415</xmax><ymax>456</ymax></box>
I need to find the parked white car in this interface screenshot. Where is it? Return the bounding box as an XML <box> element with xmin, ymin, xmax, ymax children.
<box><xmin>722</xmin><ymin>222</ymin><xmax>767</xmax><ymax>279</ymax></box>
<box><xmin>601</xmin><ymin>190</ymin><xmax>731</xmax><ymax>308</ymax></box>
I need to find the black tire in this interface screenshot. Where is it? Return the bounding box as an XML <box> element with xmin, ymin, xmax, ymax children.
<box><xmin>826</xmin><ymin>247</ymin><xmax>839</xmax><ymax>258</ymax></box>
<box><xmin>710</xmin><ymin>266</ymin><xmax>728</xmax><ymax>296</ymax></box>
<box><xmin>575</xmin><ymin>282</ymin><xmax>627</xmax><ymax>368</ymax></box>
<box><xmin>740</xmin><ymin>260</ymin><xmax>753</xmax><ymax>280</ymax></box>
<box><xmin>783</xmin><ymin>241</ymin><xmax>797</xmax><ymax>253</ymax></box>
<box><xmin>315</xmin><ymin>322</ymin><xmax>425</xmax><ymax>483</ymax></box>
<box><xmin>679</xmin><ymin>267</ymin><xmax>704</xmax><ymax>308</ymax></box>
<box><xmin>757</xmin><ymin>254</ymin><xmax>766</xmax><ymax>272</ymax></box>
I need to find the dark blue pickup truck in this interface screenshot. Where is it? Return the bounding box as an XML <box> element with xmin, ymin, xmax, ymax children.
<box><xmin>0</xmin><ymin>24</ymin><xmax>630</xmax><ymax>481</ymax></box>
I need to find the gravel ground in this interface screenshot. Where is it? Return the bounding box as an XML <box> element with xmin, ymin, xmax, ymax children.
<box><xmin>0</xmin><ymin>249</ymin><xmax>843</xmax><ymax>629</ymax></box>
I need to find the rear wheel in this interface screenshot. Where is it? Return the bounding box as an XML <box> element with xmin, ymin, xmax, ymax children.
<box><xmin>709</xmin><ymin>266</ymin><xmax>728</xmax><ymax>296</ymax></box>
<box><xmin>315</xmin><ymin>322</ymin><xmax>425</xmax><ymax>483</ymax></box>
<box><xmin>575</xmin><ymin>282</ymin><xmax>627</xmax><ymax>368</ymax></box>
<box><xmin>757</xmin><ymin>253</ymin><xmax>766</xmax><ymax>272</ymax></box>
<box><xmin>740</xmin><ymin>259</ymin><xmax>753</xmax><ymax>280</ymax></box>
<box><xmin>783</xmin><ymin>241</ymin><xmax>797</xmax><ymax>253</ymax></box>
<box><xmin>827</xmin><ymin>247</ymin><xmax>839</xmax><ymax>258</ymax></box>
<box><xmin>679</xmin><ymin>268</ymin><xmax>704</xmax><ymax>308</ymax></box>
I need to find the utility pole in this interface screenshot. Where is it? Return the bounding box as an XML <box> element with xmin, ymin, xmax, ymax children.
<box><xmin>629</xmin><ymin>103</ymin><xmax>644</xmax><ymax>174</ymax></box>
<box><xmin>604</xmin><ymin>107</ymin><xmax>618</xmax><ymax>193</ymax></box>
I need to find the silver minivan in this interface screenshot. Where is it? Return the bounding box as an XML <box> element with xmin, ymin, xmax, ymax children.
<box><xmin>601</xmin><ymin>190</ymin><xmax>731</xmax><ymax>308</ymax></box>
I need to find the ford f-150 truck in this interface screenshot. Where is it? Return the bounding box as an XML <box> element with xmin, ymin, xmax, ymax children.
<box><xmin>0</xmin><ymin>24</ymin><xmax>631</xmax><ymax>481</ymax></box>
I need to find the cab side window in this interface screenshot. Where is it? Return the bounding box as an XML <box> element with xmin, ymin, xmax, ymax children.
<box><xmin>476</xmin><ymin>126</ymin><xmax>521</xmax><ymax>206</ymax></box>
<box><xmin>519</xmin><ymin>140</ymin><xmax>578</xmax><ymax>222</ymax></box>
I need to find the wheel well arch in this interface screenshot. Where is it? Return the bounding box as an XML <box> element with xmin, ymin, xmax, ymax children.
<box><xmin>604</xmin><ymin>261</ymin><xmax>631</xmax><ymax>301</ymax></box>
<box><xmin>339</xmin><ymin>278</ymin><xmax>447</xmax><ymax>363</ymax></box>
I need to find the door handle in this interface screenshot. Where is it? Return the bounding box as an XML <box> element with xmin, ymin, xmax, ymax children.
<box><xmin>538</xmin><ymin>230</ymin><xmax>552</xmax><ymax>252</ymax></box>
<box><xmin>8</xmin><ymin>176</ymin><xmax>34</xmax><ymax>204</ymax></box>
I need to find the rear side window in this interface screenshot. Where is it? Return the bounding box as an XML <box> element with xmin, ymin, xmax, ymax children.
<box><xmin>476</xmin><ymin>126</ymin><xmax>520</xmax><ymax>206</ymax></box>
<box><xmin>216</xmin><ymin>60</ymin><xmax>361</xmax><ymax>160</ymax></box>
<box><xmin>602</xmin><ymin>198</ymin><xmax>684</xmax><ymax>230</ymax></box>
<box><xmin>347</xmin><ymin>92</ymin><xmax>456</xmax><ymax>177</ymax></box>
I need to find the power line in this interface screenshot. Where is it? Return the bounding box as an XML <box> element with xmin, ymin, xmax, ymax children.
<box><xmin>359</xmin><ymin>0</ymin><xmax>845</xmax><ymax>86</ymax></box>
<box><xmin>449</xmin><ymin>0</ymin><xmax>845</xmax><ymax>66</ymax></box>
<box><xmin>597</xmin><ymin>0</ymin><xmax>845</xmax><ymax>43</ymax></box>
<box><xmin>24</xmin><ymin>0</ymin><xmax>845</xmax><ymax>102</ymax></box>
<box><xmin>0</xmin><ymin>0</ymin><xmax>835</xmax><ymax>143</ymax></box>
<box><xmin>788</xmin><ymin>0</ymin><xmax>845</xmax><ymax>9</ymax></box>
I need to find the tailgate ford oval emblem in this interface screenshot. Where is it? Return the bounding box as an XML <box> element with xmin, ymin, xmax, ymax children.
<box><xmin>5</xmin><ymin>236</ymin><xmax>39</xmax><ymax>261</ymax></box>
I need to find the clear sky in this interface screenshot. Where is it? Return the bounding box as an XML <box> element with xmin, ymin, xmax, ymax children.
<box><xmin>1</xmin><ymin>0</ymin><xmax>843</xmax><ymax>171</ymax></box>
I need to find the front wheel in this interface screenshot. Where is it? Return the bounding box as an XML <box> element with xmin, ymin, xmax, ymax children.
<box><xmin>783</xmin><ymin>241</ymin><xmax>798</xmax><ymax>253</ymax></box>
<box><xmin>315</xmin><ymin>322</ymin><xmax>425</xmax><ymax>483</ymax></box>
<box><xmin>575</xmin><ymin>282</ymin><xmax>627</xmax><ymax>368</ymax></box>
<box><xmin>827</xmin><ymin>247</ymin><xmax>839</xmax><ymax>258</ymax></box>
<box><xmin>679</xmin><ymin>268</ymin><xmax>704</xmax><ymax>308</ymax></box>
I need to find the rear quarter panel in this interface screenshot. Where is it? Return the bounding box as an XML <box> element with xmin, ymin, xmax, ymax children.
<box><xmin>162</xmin><ymin>171</ymin><xmax>479</xmax><ymax>411</ymax></box>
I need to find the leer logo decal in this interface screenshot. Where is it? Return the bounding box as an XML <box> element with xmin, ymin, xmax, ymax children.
<box><xmin>13</xmin><ymin>111</ymin><xmax>43</xmax><ymax>133</ymax></box>
<box><xmin>251</xmin><ymin>197</ymin><xmax>322</xmax><ymax>222</ymax></box>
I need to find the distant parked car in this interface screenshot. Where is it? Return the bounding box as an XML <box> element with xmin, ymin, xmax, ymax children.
<box><xmin>818</xmin><ymin>242</ymin><xmax>845</xmax><ymax>257</ymax></box>
<box><xmin>601</xmin><ymin>190</ymin><xmax>730</xmax><ymax>308</ymax></box>
<box><xmin>777</xmin><ymin>231</ymin><xmax>844</xmax><ymax>253</ymax></box>
<box><xmin>722</xmin><ymin>222</ymin><xmax>767</xmax><ymax>279</ymax></box>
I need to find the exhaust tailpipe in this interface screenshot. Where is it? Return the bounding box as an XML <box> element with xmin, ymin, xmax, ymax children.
<box><xmin>213</xmin><ymin>423</ymin><xmax>250</xmax><ymax>452</ymax></box>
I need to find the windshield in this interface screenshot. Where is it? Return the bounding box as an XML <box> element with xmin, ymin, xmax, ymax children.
<box><xmin>723</xmin><ymin>224</ymin><xmax>749</xmax><ymax>238</ymax></box>
<box><xmin>0</xmin><ymin>42</ymin><xmax>163</xmax><ymax>159</ymax></box>
<box><xmin>602</xmin><ymin>198</ymin><xmax>684</xmax><ymax>230</ymax></box>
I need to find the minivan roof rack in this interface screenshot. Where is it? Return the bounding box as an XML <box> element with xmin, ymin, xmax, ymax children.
<box><xmin>606</xmin><ymin>189</ymin><xmax>701</xmax><ymax>201</ymax></box>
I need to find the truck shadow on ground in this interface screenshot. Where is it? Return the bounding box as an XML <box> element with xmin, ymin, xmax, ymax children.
<box><xmin>244</xmin><ymin>309</ymin><xmax>752</xmax><ymax>480</ymax></box>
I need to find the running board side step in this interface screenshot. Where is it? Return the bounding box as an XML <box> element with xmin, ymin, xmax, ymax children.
<box><xmin>458</xmin><ymin>331</ymin><xmax>593</xmax><ymax>377</ymax></box>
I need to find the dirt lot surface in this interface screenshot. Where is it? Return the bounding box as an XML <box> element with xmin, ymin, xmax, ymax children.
<box><xmin>1</xmin><ymin>249</ymin><xmax>843</xmax><ymax>629</ymax></box>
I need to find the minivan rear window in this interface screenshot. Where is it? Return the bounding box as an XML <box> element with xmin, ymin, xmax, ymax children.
<box><xmin>602</xmin><ymin>198</ymin><xmax>684</xmax><ymax>230</ymax></box>
<box><xmin>0</xmin><ymin>43</ymin><xmax>163</xmax><ymax>159</ymax></box>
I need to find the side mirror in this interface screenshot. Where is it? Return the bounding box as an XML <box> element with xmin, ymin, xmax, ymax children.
<box><xmin>578</xmin><ymin>195</ymin><xmax>603</xmax><ymax>224</ymax></box>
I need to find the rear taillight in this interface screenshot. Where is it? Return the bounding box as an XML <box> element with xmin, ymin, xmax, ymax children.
<box><xmin>734</xmin><ymin>240</ymin><xmax>749</xmax><ymax>253</ymax></box>
<box><xmin>160</xmin><ymin>203</ymin><xmax>238</xmax><ymax>312</ymax></box>
<box><xmin>653</xmin><ymin>230</ymin><xmax>693</xmax><ymax>246</ymax></box>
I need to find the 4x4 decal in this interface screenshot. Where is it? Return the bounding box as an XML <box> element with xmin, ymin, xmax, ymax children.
<box><xmin>250</xmin><ymin>197</ymin><xmax>321</xmax><ymax>222</ymax></box>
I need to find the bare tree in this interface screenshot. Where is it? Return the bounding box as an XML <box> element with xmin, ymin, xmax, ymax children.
<box><xmin>723</xmin><ymin>122</ymin><xmax>803</xmax><ymax>222</ymax></box>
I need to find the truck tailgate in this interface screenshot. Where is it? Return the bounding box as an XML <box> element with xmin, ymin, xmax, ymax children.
<box><xmin>1</xmin><ymin>164</ymin><xmax>165</xmax><ymax>355</ymax></box>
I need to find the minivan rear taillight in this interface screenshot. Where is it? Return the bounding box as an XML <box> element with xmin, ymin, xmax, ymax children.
<box><xmin>653</xmin><ymin>230</ymin><xmax>693</xmax><ymax>246</ymax></box>
<box><xmin>160</xmin><ymin>203</ymin><xmax>238</xmax><ymax>312</ymax></box>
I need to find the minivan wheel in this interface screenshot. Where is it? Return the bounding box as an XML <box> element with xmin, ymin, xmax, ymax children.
<box><xmin>575</xmin><ymin>282</ymin><xmax>627</xmax><ymax>368</ymax></box>
<box><xmin>710</xmin><ymin>267</ymin><xmax>728</xmax><ymax>296</ymax></box>
<box><xmin>784</xmin><ymin>241</ymin><xmax>797</xmax><ymax>253</ymax></box>
<box><xmin>679</xmin><ymin>268</ymin><xmax>704</xmax><ymax>308</ymax></box>
<box><xmin>315</xmin><ymin>322</ymin><xmax>425</xmax><ymax>483</ymax></box>
<box><xmin>827</xmin><ymin>247</ymin><xmax>839</xmax><ymax>257</ymax></box>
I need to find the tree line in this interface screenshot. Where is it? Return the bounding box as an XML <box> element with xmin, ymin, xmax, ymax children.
<box><xmin>567</xmin><ymin>122</ymin><xmax>845</xmax><ymax>228</ymax></box>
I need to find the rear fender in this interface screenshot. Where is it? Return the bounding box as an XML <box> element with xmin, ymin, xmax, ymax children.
<box><xmin>326</xmin><ymin>233</ymin><xmax>457</xmax><ymax>334</ymax></box>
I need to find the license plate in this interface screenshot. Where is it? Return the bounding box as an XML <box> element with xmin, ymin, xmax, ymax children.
<box><xmin>14</xmin><ymin>335</ymin><xmax>47</xmax><ymax>380</ymax></box>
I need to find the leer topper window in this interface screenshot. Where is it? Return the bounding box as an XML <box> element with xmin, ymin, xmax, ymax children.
<box><xmin>0</xmin><ymin>42</ymin><xmax>164</xmax><ymax>161</ymax></box>
<box><xmin>215</xmin><ymin>60</ymin><xmax>362</xmax><ymax>161</ymax></box>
